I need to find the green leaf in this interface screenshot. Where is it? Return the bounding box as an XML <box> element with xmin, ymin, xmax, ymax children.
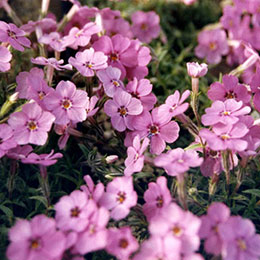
<box><xmin>0</xmin><ymin>205</ymin><xmax>13</xmax><ymax>218</ymax></box>
<box><xmin>184</xmin><ymin>143</ymin><xmax>203</xmax><ymax>151</ymax></box>
<box><xmin>243</xmin><ymin>189</ymin><xmax>260</xmax><ymax>198</ymax></box>
<box><xmin>29</xmin><ymin>196</ymin><xmax>47</xmax><ymax>207</ymax></box>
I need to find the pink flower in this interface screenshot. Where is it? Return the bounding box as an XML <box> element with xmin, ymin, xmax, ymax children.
<box><xmin>207</xmin><ymin>75</ymin><xmax>251</xmax><ymax>104</ymax></box>
<box><xmin>8</xmin><ymin>102</ymin><xmax>55</xmax><ymax>146</ymax></box>
<box><xmin>124</xmin><ymin>135</ymin><xmax>149</xmax><ymax>176</ymax></box>
<box><xmin>21</xmin><ymin>149</ymin><xmax>63</xmax><ymax>166</ymax></box>
<box><xmin>104</xmin><ymin>89</ymin><xmax>143</xmax><ymax>132</ymax></box>
<box><xmin>6</xmin><ymin>215</ymin><xmax>66</xmax><ymax>260</ymax></box>
<box><xmin>97</xmin><ymin>66</ymin><xmax>124</xmax><ymax>97</ymax></box>
<box><xmin>39</xmin><ymin>32</ymin><xmax>69</xmax><ymax>52</ymax></box>
<box><xmin>21</xmin><ymin>18</ymin><xmax>57</xmax><ymax>34</ymax></box>
<box><xmin>154</xmin><ymin>148</ymin><xmax>203</xmax><ymax>176</ymax></box>
<box><xmin>44</xmin><ymin>80</ymin><xmax>89</xmax><ymax>124</ymax></box>
<box><xmin>158</xmin><ymin>90</ymin><xmax>190</xmax><ymax>121</ymax></box>
<box><xmin>201</xmin><ymin>99</ymin><xmax>251</xmax><ymax>126</ymax></box>
<box><xmin>133</xmin><ymin>108</ymin><xmax>180</xmax><ymax>155</ymax></box>
<box><xmin>219</xmin><ymin>216</ymin><xmax>260</xmax><ymax>260</ymax></box>
<box><xmin>31</xmin><ymin>57</ymin><xmax>72</xmax><ymax>71</ymax></box>
<box><xmin>0</xmin><ymin>46</ymin><xmax>12</xmax><ymax>72</ymax></box>
<box><xmin>126</xmin><ymin>77</ymin><xmax>157</xmax><ymax>111</ymax></box>
<box><xmin>131</xmin><ymin>11</ymin><xmax>160</xmax><ymax>43</ymax></box>
<box><xmin>104</xmin><ymin>17</ymin><xmax>132</xmax><ymax>38</ymax></box>
<box><xmin>69</xmin><ymin>48</ymin><xmax>108</xmax><ymax>77</ymax></box>
<box><xmin>199</xmin><ymin>202</ymin><xmax>230</xmax><ymax>256</ymax></box>
<box><xmin>100</xmin><ymin>176</ymin><xmax>137</xmax><ymax>220</ymax></box>
<box><xmin>182</xmin><ymin>0</ymin><xmax>197</xmax><ymax>5</ymax></box>
<box><xmin>64</xmin><ymin>22</ymin><xmax>100</xmax><ymax>50</ymax></box>
<box><xmin>55</xmin><ymin>190</ymin><xmax>94</xmax><ymax>232</ymax></box>
<box><xmin>0</xmin><ymin>123</ymin><xmax>17</xmax><ymax>158</ymax></box>
<box><xmin>195</xmin><ymin>29</ymin><xmax>228</xmax><ymax>64</ymax></box>
<box><xmin>186</xmin><ymin>62</ymin><xmax>208</xmax><ymax>78</ymax></box>
<box><xmin>75</xmin><ymin>205</ymin><xmax>109</xmax><ymax>254</ymax></box>
<box><xmin>143</xmin><ymin>176</ymin><xmax>172</xmax><ymax>221</ymax></box>
<box><xmin>7</xmin><ymin>145</ymin><xmax>33</xmax><ymax>160</ymax></box>
<box><xmin>86</xmin><ymin>96</ymin><xmax>99</xmax><ymax>117</ymax></box>
<box><xmin>106</xmin><ymin>227</ymin><xmax>139</xmax><ymax>260</ymax></box>
<box><xmin>0</xmin><ymin>21</ymin><xmax>31</xmax><ymax>51</ymax></box>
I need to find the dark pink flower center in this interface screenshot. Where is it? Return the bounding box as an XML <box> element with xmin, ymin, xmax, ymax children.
<box><xmin>119</xmin><ymin>238</ymin><xmax>129</xmax><ymax>248</ymax></box>
<box><xmin>118</xmin><ymin>106</ymin><xmax>128</xmax><ymax>117</ymax></box>
<box><xmin>38</xmin><ymin>91</ymin><xmax>46</xmax><ymax>100</ymax></box>
<box><xmin>149</xmin><ymin>125</ymin><xmax>159</xmax><ymax>136</ymax></box>
<box><xmin>30</xmin><ymin>239</ymin><xmax>40</xmax><ymax>249</ymax></box>
<box><xmin>7</xmin><ymin>30</ymin><xmax>16</xmax><ymax>39</ymax></box>
<box><xmin>237</xmin><ymin>239</ymin><xmax>247</xmax><ymax>251</ymax></box>
<box><xmin>111</xmin><ymin>53</ymin><xmax>118</xmax><ymax>61</ymax></box>
<box><xmin>141</xmin><ymin>23</ymin><xmax>148</xmax><ymax>30</ymax></box>
<box><xmin>27</xmin><ymin>121</ymin><xmax>38</xmax><ymax>131</ymax></box>
<box><xmin>156</xmin><ymin>196</ymin><xmax>164</xmax><ymax>208</ymax></box>
<box><xmin>70</xmin><ymin>206</ymin><xmax>80</xmax><ymax>217</ymax></box>
<box><xmin>62</xmin><ymin>99</ymin><xmax>72</xmax><ymax>109</ymax></box>
<box><xmin>225</xmin><ymin>91</ymin><xmax>236</xmax><ymax>99</ymax></box>
<box><xmin>221</xmin><ymin>134</ymin><xmax>230</xmax><ymax>140</ymax></box>
<box><xmin>117</xmin><ymin>191</ymin><xmax>126</xmax><ymax>203</ymax></box>
<box><xmin>112</xmin><ymin>80</ymin><xmax>120</xmax><ymax>87</ymax></box>
<box><xmin>209</xmin><ymin>42</ymin><xmax>217</xmax><ymax>50</ymax></box>
<box><xmin>172</xmin><ymin>226</ymin><xmax>182</xmax><ymax>237</ymax></box>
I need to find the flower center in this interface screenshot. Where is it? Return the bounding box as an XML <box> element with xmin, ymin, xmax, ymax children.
<box><xmin>156</xmin><ymin>196</ymin><xmax>164</xmax><ymax>208</ymax></box>
<box><xmin>141</xmin><ymin>23</ymin><xmax>148</xmax><ymax>30</ymax></box>
<box><xmin>225</xmin><ymin>91</ymin><xmax>236</xmax><ymax>99</ymax></box>
<box><xmin>30</xmin><ymin>239</ymin><xmax>40</xmax><ymax>249</ymax></box>
<box><xmin>169</xmin><ymin>104</ymin><xmax>177</xmax><ymax>112</ymax></box>
<box><xmin>70</xmin><ymin>207</ymin><xmax>80</xmax><ymax>217</ymax></box>
<box><xmin>85</xmin><ymin>62</ymin><xmax>93</xmax><ymax>68</ymax></box>
<box><xmin>117</xmin><ymin>191</ymin><xmax>126</xmax><ymax>204</ymax></box>
<box><xmin>118</xmin><ymin>107</ymin><xmax>127</xmax><ymax>117</ymax></box>
<box><xmin>221</xmin><ymin>134</ymin><xmax>230</xmax><ymax>140</ymax></box>
<box><xmin>112</xmin><ymin>80</ymin><xmax>120</xmax><ymax>87</ymax></box>
<box><xmin>172</xmin><ymin>226</ymin><xmax>182</xmax><ymax>237</ymax></box>
<box><xmin>209</xmin><ymin>42</ymin><xmax>217</xmax><ymax>50</ymax></box>
<box><xmin>149</xmin><ymin>125</ymin><xmax>159</xmax><ymax>135</ymax></box>
<box><xmin>38</xmin><ymin>91</ymin><xmax>46</xmax><ymax>100</ymax></box>
<box><xmin>27</xmin><ymin>121</ymin><xmax>38</xmax><ymax>131</ymax></box>
<box><xmin>237</xmin><ymin>239</ymin><xmax>247</xmax><ymax>251</ymax></box>
<box><xmin>178</xmin><ymin>159</ymin><xmax>184</xmax><ymax>163</ymax></box>
<box><xmin>111</xmin><ymin>53</ymin><xmax>118</xmax><ymax>61</ymax></box>
<box><xmin>7</xmin><ymin>30</ymin><xmax>16</xmax><ymax>39</ymax></box>
<box><xmin>222</xmin><ymin>111</ymin><xmax>230</xmax><ymax>116</ymax></box>
<box><xmin>119</xmin><ymin>238</ymin><xmax>129</xmax><ymax>249</ymax></box>
<box><xmin>62</xmin><ymin>99</ymin><xmax>72</xmax><ymax>109</ymax></box>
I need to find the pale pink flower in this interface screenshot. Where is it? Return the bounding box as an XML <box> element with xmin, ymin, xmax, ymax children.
<box><xmin>7</xmin><ymin>145</ymin><xmax>33</xmax><ymax>160</ymax></box>
<box><xmin>0</xmin><ymin>123</ymin><xmax>17</xmax><ymax>158</ymax></box>
<box><xmin>0</xmin><ymin>46</ymin><xmax>12</xmax><ymax>72</ymax></box>
<box><xmin>86</xmin><ymin>96</ymin><xmax>99</xmax><ymax>117</ymax></box>
<box><xmin>31</xmin><ymin>57</ymin><xmax>72</xmax><ymax>71</ymax></box>
<box><xmin>186</xmin><ymin>62</ymin><xmax>208</xmax><ymax>78</ymax></box>
<box><xmin>39</xmin><ymin>32</ymin><xmax>69</xmax><ymax>52</ymax></box>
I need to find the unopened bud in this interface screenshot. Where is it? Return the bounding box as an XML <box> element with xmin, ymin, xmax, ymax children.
<box><xmin>105</xmin><ymin>155</ymin><xmax>118</xmax><ymax>164</ymax></box>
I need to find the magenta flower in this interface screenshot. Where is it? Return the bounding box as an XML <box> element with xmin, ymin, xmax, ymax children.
<box><xmin>21</xmin><ymin>150</ymin><xmax>63</xmax><ymax>166</ymax></box>
<box><xmin>201</xmin><ymin>99</ymin><xmax>251</xmax><ymax>126</ymax></box>
<box><xmin>207</xmin><ymin>75</ymin><xmax>251</xmax><ymax>104</ymax></box>
<box><xmin>126</xmin><ymin>77</ymin><xmax>157</xmax><ymax>111</ymax></box>
<box><xmin>64</xmin><ymin>22</ymin><xmax>100</xmax><ymax>50</ymax></box>
<box><xmin>8</xmin><ymin>102</ymin><xmax>55</xmax><ymax>146</ymax></box>
<box><xmin>55</xmin><ymin>190</ymin><xmax>94</xmax><ymax>232</ymax></box>
<box><xmin>124</xmin><ymin>135</ymin><xmax>149</xmax><ymax>176</ymax></box>
<box><xmin>195</xmin><ymin>29</ymin><xmax>228</xmax><ymax>64</ymax></box>
<box><xmin>106</xmin><ymin>227</ymin><xmax>139</xmax><ymax>260</ymax></box>
<box><xmin>131</xmin><ymin>11</ymin><xmax>160</xmax><ymax>43</ymax></box>
<box><xmin>93</xmin><ymin>34</ymin><xmax>139</xmax><ymax>79</ymax></box>
<box><xmin>0</xmin><ymin>21</ymin><xmax>31</xmax><ymax>51</ymax></box>
<box><xmin>104</xmin><ymin>89</ymin><xmax>143</xmax><ymax>132</ymax></box>
<box><xmin>104</xmin><ymin>17</ymin><xmax>133</xmax><ymax>38</ymax></box>
<box><xmin>44</xmin><ymin>80</ymin><xmax>89</xmax><ymax>125</ymax></box>
<box><xmin>219</xmin><ymin>216</ymin><xmax>260</xmax><ymax>260</ymax></box>
<box><xmin>154</xmin><ymin>148</ymin><xmax>203</xmax><ymax>176</ymax></box>
<box><xmin>143</xmin><ymin>176</ymin><xmax>172</xmax><ymax>221</ymax></box>
<box><xmin>220</xmin><ymin>5</ymin><xmax>240</xmax><ymax>31</ymax></box>
<box><xmin>7</xmin><ymin>145</ymin><xmax>33</xmax><ymax>160</ymax></box>
<box><xmin>199</xmin><ymin>202</ymin><xmax>230</xmax><ymax>256</ymax></box>
<box><xmin>158</xmin><ymin>90</ymin><xmax>190</xmax><ymax>121</ymax></box>
<box><xmin>100</xmin><ymin>176</ymin><xmax>137</xmax><ymax>220</ymax></box>
<box><xmin>97</xmin><ymin>66</ymin><xmax>124</xmax><ymax>97</ymax></box>
<box><xmin>69</xmin><ymin>48</ymin><xmax>108</xmax><ymax>77</ymax></box>
<box><xmin>0</xmin><ymin>124</ymin><xmax>17</xmax><ymax>158</ymax></box>
<box><xmin>31</xmin><ymin>57</ymin><xmax>72</xmax><ymax>71</ymax></box>
<box><xmin>134</xmin><ymin>108</ymin><xmax>180</xmax><ymax>155</ymax></box>
<box><xmin>75</xmin><ymin>205</ymin><xmax>109</xmax><ymax>254</ymax></box>
<box><xmin>0</xmin><ymin>46</ymin><xmax>12</xmax><ymax>72</ymax></box>
<box><xmin>149</xmin><ymin>203</ymin><xmax>201</xmax><ymax>256</ymax></box>
<box><xmin>200</xmin><ymin>123</ymin><xmax>249</xmax><ymax>151</ymax></box>
<box><xmin>186</xmin><ymin>62</ymin><xmax>208</xmax><ymax>78</ymax></box>
<box><xmin>6</xmin><ymin>215</ymin><xmax>66</xmax><ymax>260</ymax></box>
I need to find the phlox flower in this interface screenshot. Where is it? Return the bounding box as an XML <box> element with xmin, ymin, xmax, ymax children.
<box><xmin>75</xmin><ymin>205</ymin><xmax>109</xmax><ymax>254</ymax></box>
<box><xmin>0</xmin><ymin>123</ymin><xmax>17</xmax><ymax>158</ymax></box>
<box><xmin>0</xmin><ymin>21</ymin><xmax>31</xmax><ymax>51</ymax></box>
<box><xmin>124</xmin><ymin>135</ymin><xmax>149</xmax><ymax>176</ymax></box>
<box><xmin>0</xmin><ymin>46</ymin><xmax>12</xmax><ymax>72</ymax></box>
<box><xmin>126</xmin><ymin>77</ymin><xmax>157</xmax><ymax>111</ymax></box>
<box><xmin>97</xmin><ymin>66</ymin><xmax>124</xmax><ymax>97</ymax></box>
<box><xmin>249</xmin><ymin>65</ymin><xmax>260</xmax><ymax>112</ymax></box>
<box><xmin>220</xmin><ymin>5</ymin><xmax>240</xmax><ymax>31</ymax></box>
<box><xmin>86</xmin><ymin>96</ymin><xmax>99</xmax><ymax>117</ymax></box>
<box><xmin>201</xmin><ymin>99</ymin><xmax>251</xmax><ymax>126</ymax></box>
<box><xmin>143</xmin><ymin>176</ymin><xmax>172</xmax><ymax>221</ymax></box>
<box><xmin>44</xmin><ymin>80</ymin><xmax>89</xmax><ymax>125</ymax></box>
<box><xmin>105</xmin><ymin>227</ymin><xmax>139</xmax><ymax>260</ymax></box>
<box><xmin>104</xmin><ymin>89</ymin><xmax>143</xmax><ymax>132</ymax></box>
<box><xmin>31</xmin><ymin>57</ymin><xmax>72</xmax><ymax>71</ymax></box>
<box><xmin>104</xmin><ymin>17</ymin><xmax>133</xmax><ymax>38</ymax></box>
<box><xmin>8</xmin><ymin>102</ymin><xmax>55</xmax><ymax>146</ymax></box>
<box><xmin>6</xmin><ymin>215</ymin><xmax>66</xmax><ymax>260</ymax></box>
<box><xmin>158</xmin><ymin>90</ymin><xmax>190</xmax><ymax>121</ymax></box>
<box><xmin>21</xmin><ymin>18</ymin><xmax>57</xmax><ymax>34</ymax></box>
<box><xmin>219</xmin><ymin>216</ymin><xmax>260</xmax><ymax>260</ymax></box>
<box><xmin>69</xmin><ymin>48</ymin><xmax>108</xmax><ymax>77</ymax></box>
<box><xmin>149</xmin><ymin>203</ymin><xmax>201</xmax><ymax>256</ymax></box>
<box><xmin>0</xmin><ymin>0</ymin><xmax>8</xmax><ymax>8</ymax></box>
<box><xmin>100</xmin><ymin>176</ymin><xmax>137</xmax><ymax>220</ymax></box>
<box><xmin>39</xmin><ymin>32</ymin><xmax>68</xmax><ymax>52</ymax></box>
<box><xmin>131</xmin><ymin>11</ymin><xmax>160</xmax><ymax>44</ymax></box>
<box><xmin>55</xmin><ymin>190</ymin><xmax>94</xmax><ymax>232</ymax></box>
<box><xmin>195</xmin><ymin>29</ymin><xmax>228</xmax><ymax>64</ymax></box>
<box><xmin>207</xmin><ymin>75</ymin><xmax>251</xmax><ymax>104</ymax></box>
<box><xmin>7</xmin><ymin>145</ymin><xmax>33</xmax><ymax>160</ymax></box>
<box><xmin>186</xmin><ymin>62</ymin><xmax>208</xmax><ymax>78</ymax></box>
<box><xmin>21</xmin><ymin>149</ymin><xmax>63</xmax><ymax>166</ymax></box>
<box><xmin>154</xmin><ymin>148</ymin><xmax>203</xmax><ymax>177</ymax></box>
<box><xmin>133</xmin><ymin>108</ymin><xmax>180</xmax><ymax>155</ymax></box>
<box><xmin>200</xmin><ymin>122</ymin><xmax>249</xmax><ymax>151</ymax></box>
<box><xmin>199</xmin><ymin>202</ymin><xmax>230</xmax><ymax>256</ymax></box>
